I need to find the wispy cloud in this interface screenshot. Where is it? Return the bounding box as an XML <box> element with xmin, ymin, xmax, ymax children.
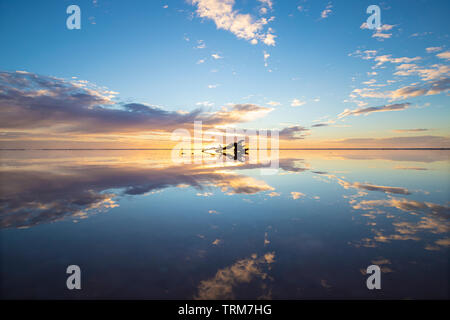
<box><xmin>351</xmin><ymin>78</ymin><xmax>450</xmax><ymax>100</ymax></box>
<box><xmin>196</xmin><ymin>39</ymin><xmax>206</xmax><ymax>49</ymax></box>
<box><xmin>279</xmin><ymin>126</ymin><xmax>309</xmax><ymax>140</ymax></box>
<box><xmin>372</xmin><ymin>24</ymin><xmax>395</xmax><ymax>39</ymax></box>
<box><xmin>263</xmin><ymin>50</ymin><xmax>270</xmax><ymax>67</ymax></box>
<box><xmin>436</xmin><ymin>50</ymin><xmax>450</xmax><ymax>60</ymax></box>
<box><xmin>360</xmin><ymin>22</ymin><xmax>395</xmax><ymax>39</ymax></box>
<box><xmin>394</xmin><ymin>166</ymin><xmax>428</xmax><ymax>171</ymax></box>
<box><xmin>266</xmin><ymin>101</ymin><xmax>280</xmax><ymax>106</ymax></box>
<box><xmin>338</xmin><ymin>103</ymin><xmax>411</xmax><ymax>118</ymax></box>
<box><xmin>196</xmin><ymin>101</ymin><xmax>214</xmax><ymax>107</ymax></box>
<box><xmin>426</xmin><ymin>47</ymin><xmax>443</xmax><ymax>53</ymax></box>
<box><xmin>373</xmin><ymin>54</ymin><xmax>421</xmax><ymax>68</ymax></box>
<box><xmin>311</xmin><ymin>123</ymin><xmax>329</xmax><ymax>128</ymax></box>
<box><xmin>392</xmin><ymin>128</ymin><xmax>428</xmax><ymax>133</ymax></box>
<box><xmin>389</xmin><ymin>78</ymin><xmax>450</xmax><ymax>99</ymax></box>
<box><xmin>291</xmin><ymin>98</ymin><xmax>306</xmax><ymax>107</ymax></box>
<box><xmin>320</xmin><ymin>2</ymin><xmax>333</xmax><ymax>19</ymax></box>
<box><xmin>291</xmin><ymin>191</ymin><xmax>305</xmax><ymax>200</ymax></box>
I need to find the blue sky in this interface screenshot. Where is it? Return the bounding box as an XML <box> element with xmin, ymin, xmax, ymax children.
<box><xmin>0</xmin><ymin>0</ymin><xmax>449</xmax><ymax>148</ymax></box>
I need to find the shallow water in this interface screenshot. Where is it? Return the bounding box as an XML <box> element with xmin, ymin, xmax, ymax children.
<box><xmin>0</xmin><ymin>150</ymin><xmax>449</xmax><ymax>299</ymax></box>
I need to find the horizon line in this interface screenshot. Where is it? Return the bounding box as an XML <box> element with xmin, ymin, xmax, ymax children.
<box><xmin>1</xmin><ymin>148</ymin><xmax>449</xmax><ymax>151</ymax></box>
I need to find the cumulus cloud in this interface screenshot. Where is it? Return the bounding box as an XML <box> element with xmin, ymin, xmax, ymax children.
<box><xmin>0</xmin><ymin>71</ymin><xmax>272</xmax><ymax>135</ymax></box>
<box><xmin>190</xmin><ymin>0</ymin><xmax>276</xmax><ymax>46</ymax></box>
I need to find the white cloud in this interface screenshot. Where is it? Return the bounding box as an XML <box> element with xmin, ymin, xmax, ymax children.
<box><xmin>361</xmin><ymin>23</ymin><xmax>396</xmax><ymax>40</ymax></box>
<box><xmin>320</xmin><ymin>3</ymin><xmax>333</xmax><ymax>19</ymax></box>
<box><xmin>436</xmin><ymin>51</ymin><xmax>450</xmax><ymax>60</ymax></box>
<box><xmin>426</xmin><ymin>47</ymin><xmax>443</xmax><ymax>53</ymax></box>
<box><xmin>197</xmin><ymin>59</ymin><xmax>205</xmax><ymax>64</ymax></box>
<box><xmin>263</xmin><ymin>50</ymin><xmax>270</xmax><ymax>67</ymax></box>
<box><xmin>211</xmin><ymin>53</ymin><xmax>223</xmax><ymax>59</ymax></box>
<box><xmin>291</xmin><ymin>191</ymin><xmax>305</xmax><ymax>200</ymax></box>
<box><xmin>196</xmin><ymin>40</ymin><xmax>206</xmax><ymax>49</ymax></box>
<box><xmin>196</xmin><ymin>101</ymin><xmax>214</xmax><ymax>107</ymax></box>
<box><xmin>374</xmin><ymin>54</ymin><xmax>421</xmax><ymax>68</ymax></box>
<box><xmin>208</xmin><ymin>84</ymin><xmax>219</xmax><ymax>89</ymax></box>
<box><xmin>262</xmin><ymin>32</ymin><xmax>276</xmax><ymax>46</ymax></box>
<box><xmin>352</xmin><ymin>78</ymin><xmax>450</xmax><ymax>101</ymax></box>
<box><xmin>291</xmin><ymin>99</ymin><xmax>306</xmax><ymax>107</ymax></box>
<box><xmin>258</xmin><ymin>0</ymin><xmax>273</xmax><ymax>9</ymax></box>
<box><xmin>373</xmin><ymin>31</ymin><xmax>392</xmax><ymax>39</ymax></box>
<box><xmin>266</xmin><ymin>101</ymin><xmax>280</xmax><ymax>106</ymax></box>
<box><xmin>190</xmin><ymin>0</ymin><xmax>276</xmax><ymax>46</ymax></box>
<box><xmin>268</xmin><ymin>192</ymin><xmax>280</xmax><ymax>197</ymax></box>
<box><xmin>394</xmin><ymin>63</ymin><xmax>450</xmax><ymax>81</ymax></box>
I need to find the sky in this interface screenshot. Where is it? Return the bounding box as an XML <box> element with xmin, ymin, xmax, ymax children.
<box><xmin>0</xmin><ymin>0</ymin><xmax>449</xmax><ymax>148</ymax></box>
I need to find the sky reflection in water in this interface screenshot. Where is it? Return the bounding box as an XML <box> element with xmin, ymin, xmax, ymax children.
<box><xmin>0</xmin><ymin>150</ymin><xmax>449</xmax><ymax>299</ymax></box>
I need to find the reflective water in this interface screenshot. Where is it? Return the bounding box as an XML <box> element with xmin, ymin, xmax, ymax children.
<box><xmin>0</xmin><ymin>150</ymin><xmax>449</xmax><ymax>299</ymax></box>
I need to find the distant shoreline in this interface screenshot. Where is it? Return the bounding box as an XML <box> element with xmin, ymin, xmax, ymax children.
<box><xmin>1</xmin><ymin>148</ymin><xmax>449</xmax><ymax>151</ymax></box>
